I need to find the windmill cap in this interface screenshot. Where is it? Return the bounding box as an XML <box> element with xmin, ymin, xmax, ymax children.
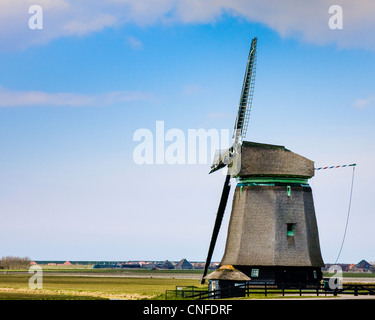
<box><xmin>236</xmin><ymin>141</ymin><xmax>315</xmax><ymax>179</ymax></box>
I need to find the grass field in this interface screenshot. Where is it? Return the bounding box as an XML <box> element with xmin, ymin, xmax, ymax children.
<box><xmin>1</xmin><ymin>266</ymin><xmax>375</xmax><ymax>300</ymax></box>
<box><xmin>0</xmin><ymin>267</ymin><xmax>207</xmax><ymax>300</ymax></box>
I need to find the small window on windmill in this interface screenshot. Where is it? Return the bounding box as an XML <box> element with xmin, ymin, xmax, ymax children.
<box><xmin>313</xmin><ymin>270</ymin><xmax>318</xmax><ymax>279</ymax></box>
<box><xmin>251</xmin><ymin>269</ymin><xmax>259</xmax><ymax>277</ymax></box>
<box><xmin>287</xmin><ymin>223</ymin><xmax>295</xmax><ymax>236</ymax></box>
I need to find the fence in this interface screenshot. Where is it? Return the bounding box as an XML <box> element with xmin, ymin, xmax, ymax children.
<box><xmin>165</xmin><ymin>281</ymin><xmax>375</xmax><ymax>300</ymax></box>
<box><xmin>165</xmin><ymin>286</ymin><xmax>209</xmax><ymax>300</ymax></box>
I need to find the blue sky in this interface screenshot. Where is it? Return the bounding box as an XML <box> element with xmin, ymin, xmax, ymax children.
<box><xmin>1</xmin><ymin>1</ymin><xmax>374</xmax><ymax>264</ymax></box>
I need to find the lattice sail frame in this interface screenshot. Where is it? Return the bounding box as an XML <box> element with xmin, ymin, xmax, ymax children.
<box><xmin>209</xmin><ymin>37</ymin><xmax>257</xmax><ymax>175</ymax></box>
<box><xmin>233</xmin><ymin>36</ymin><xmax>257</xmax><ymax>145</ymax></box>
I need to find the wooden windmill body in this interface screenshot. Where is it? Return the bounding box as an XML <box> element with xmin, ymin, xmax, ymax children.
<box><xmin>220</xmin><ymin>141</ymin><xmax>324</xmax><ymax>284</ymax></box>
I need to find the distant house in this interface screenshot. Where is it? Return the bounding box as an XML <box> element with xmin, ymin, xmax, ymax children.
<box><xmin>192</xmin><ymin>262</ymin><xmax>205</xmax><ymax>269</ymax></box>
<box><xmin>351</xmin><ymin>260</ymin><xmax>373</xmax><ymax>272</ymax></box>
<box><xmin>175</xmin><ymin>259</ymin><xmax>193</xmax><ymax>270</ymax></box>
<box><xmin>63</xmin><ymin>261</ymin><xmax>72</xmax><ymax>266</ymax></box>
<box><xmin>348</xmin><ymin>264</ymin><xmax>355</xmax><ymax>271</ymax></box>
<box><xmin>162</xmin><ymin>260</ymin><xmax>174</xmax><ymax>269</ymax></box>
<box><xmin>323</xmin><ymin>260</ymin><xmax>374</xmax><ymax>273</ymax></box>
<box><xmin>143</xmin><ymin>262</ymin><xmax>158</xmax><ymax>269</ymax></box>
<box><xmin>123</xmin><ymin>262</ymin><xmax>141</xmax><ymax>268</ymax></box>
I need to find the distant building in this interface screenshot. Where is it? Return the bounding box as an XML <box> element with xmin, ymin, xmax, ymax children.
<box><xmin>162</xmin><ymin>260</ymin><xmax>174</xmax><ymax>269</ymax></box>
<box><xmin>142</xmin><ymin>262</ymin><xmax>158</xmax><ymax>269</ymax></box>
<box><xmin>123</xmin><ymin>262</ymin><xmax>141</xmax><ymax>268</ymax></box>
<box><xmin>192</xmin><ymin>262</ymin><xmax>205</xmax><ymax>269</ymax></box>
<box><xmin>351</xmin><ymin>260</ymin><xmax>373</xmax><ymax>272</ymax></box>
<box><xmin>175</xmin><ymin>259</ymin><xmax>193</xmax><ymax>270</ymax></box>
<box><xmin>323</xmin><ymin>260</ymin><xmax>374</xmax><ymax>273</ymax></box>
<box><xmin>348</xmin><ymin>264</ymin><xmax>355</xmax><ymax>271</ymax></box>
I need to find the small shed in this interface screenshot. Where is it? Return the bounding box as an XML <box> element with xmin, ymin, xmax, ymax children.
<box><xmin>204</xmin><ymin>265</ymin><xmax>250</xmax><ymax>298</ymax></box>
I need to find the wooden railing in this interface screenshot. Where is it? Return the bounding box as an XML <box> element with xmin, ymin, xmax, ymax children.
<box><xmin>165</xmin><ymin>281</ymin><xmax>375</xmax><ymax>300</ymax></box>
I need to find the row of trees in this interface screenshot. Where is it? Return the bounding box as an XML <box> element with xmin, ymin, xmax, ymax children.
<box><xmin>0</xmin><ymin>256</ymin><xmax>31</xmax><ymax>270</ymax></box>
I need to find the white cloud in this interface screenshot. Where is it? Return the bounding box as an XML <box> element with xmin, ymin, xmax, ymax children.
<box><xmin>63</xmin><ymin>14</ymin><xmax>117</xmax><ymax>36</ymax></box>
<box><xmin>353</xmin><ymin>95</ymin><xmax>375</xmax><ymax>109</ymax></box>
<box><xmin>0</xmin><ymin>86</ymin><xmax>152</xmax><ymax>107</ymax></box>
<box><xmin>1</xmin><ymin>0</ymin><xmax>375</xmax><ymax>51</ymax></box>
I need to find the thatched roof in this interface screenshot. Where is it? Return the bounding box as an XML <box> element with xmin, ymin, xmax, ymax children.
<box><xmin>204</xmin><ymin>265</ymin><xmax>250</xmax><ymax>281</ymax></box>
<box><xmin>237</xmin><ymin>141</ymin><xmax>314</xmax><ymax>178</ymax></box>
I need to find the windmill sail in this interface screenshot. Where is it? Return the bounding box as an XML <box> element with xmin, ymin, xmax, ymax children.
<box><xmin>209</xmin><ymin>36</ymin><xmax>257</xmax><ymax>174</ymax></box>
<box><xmin>201</xmin><ymin>173</ymin><xmax>231</xmax><ymax>283</ymax></box>
<box><xmin>233</xmin><ymin>36</ymin><xmax>257</xmax><ymax>145</ymax></box>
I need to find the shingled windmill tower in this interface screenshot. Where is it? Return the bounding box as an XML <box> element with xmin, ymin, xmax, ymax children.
<box><xmin>201</xmin><ymin>37</ymin><xmax>324</xmax><ymax>289</ymax></box>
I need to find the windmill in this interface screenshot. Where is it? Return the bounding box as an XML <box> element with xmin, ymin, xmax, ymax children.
<box><xmin>201</xmin><ymin>36</ymin><xmax>324</xmax><ymax>289</ymax></box>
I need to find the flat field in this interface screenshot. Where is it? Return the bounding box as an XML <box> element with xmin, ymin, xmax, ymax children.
<box><xmin>0</xmin><ymin>267</ymin><xmax>207</xmax><ymax>300</ymax></box>
<box><xmin>1</xmin><ymin>267</ymin><xmax>375</xmax><ymax>300</ymax></box>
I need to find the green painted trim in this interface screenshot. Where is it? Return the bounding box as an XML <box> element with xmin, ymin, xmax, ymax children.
<box><xmin>237</xmin><ymin>177</ymin><xmax>309</xmax><ymax>186</ymax></box>
<box><xmin>287</xmin><ymin>186</ymin><xmax>291</xmax><ymax>197</ymax></box>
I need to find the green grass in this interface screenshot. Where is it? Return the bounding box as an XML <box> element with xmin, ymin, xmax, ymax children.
<box><xmin>0</xmin><ymin>291</ymin><xmax>106</xmax><ymax>300</ymax></box>
<box><xmin>0</xmin><ymin>272</ymin><xmax>207</xmax><ymax>300</ymax></box>
<box><xmin>1</xmin><ymin>267</ymin><xmax>373</xmax><ymax>300</ymax></box>
<box><xmin>323</xmin><ymin>272</ymin><xmax>375</xmax><ymax>278</ymax></box>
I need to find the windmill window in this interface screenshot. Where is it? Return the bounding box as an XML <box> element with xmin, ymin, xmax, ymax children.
<box><xmin>287</xmin><ymin>223</ymin><xmax>294</xmax><ymax>236</ymax></box>
<box><xmin>251</xmin><ymin>269</ymin><xmax>259</xmax><ymax>277</ymax></box>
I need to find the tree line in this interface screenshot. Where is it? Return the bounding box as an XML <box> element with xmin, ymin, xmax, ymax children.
<box><xmin>0</xmin><ymin>256</ymin><xmax>31</xmax><ymax>269</ymax></box>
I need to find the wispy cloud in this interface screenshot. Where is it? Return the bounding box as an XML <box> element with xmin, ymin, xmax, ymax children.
<box><xmin>63</xmin><ymin>14</ymin><xmax>117</xmax><ymax>36</ymax></box>
<box><xmin>353</xmin><ymin>95</ymin><xmax>375</xmax><ymax>109</ymax></box>
<box><xmin>127</xmin><ymin>36</ymin><xmax>143</xmax><ymax>50</ymax></box>
<box><xmin>2</xmin><ymin>1</ymin><xmax>375</xmax><ymax>51</ymax></box>
<box><xmin>0</xmin><ymin>86</ymin><xmax>153</xmax><ymax>107</ymax></box>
